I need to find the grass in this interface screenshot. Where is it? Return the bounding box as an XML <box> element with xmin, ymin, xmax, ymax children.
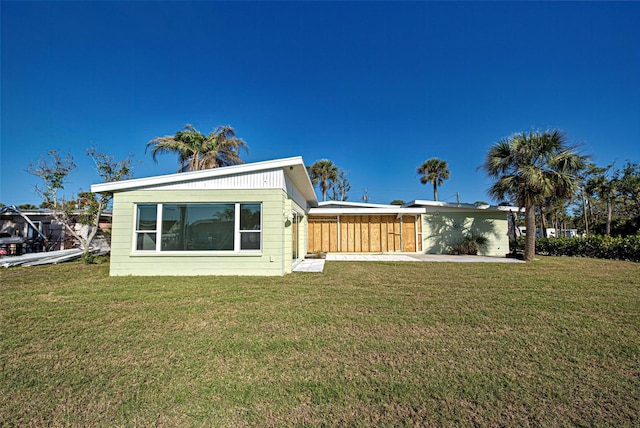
<box><xmin>1</xmin><ymin>257</ymin><xmax>639</xmax><ymax>427</ymax></box>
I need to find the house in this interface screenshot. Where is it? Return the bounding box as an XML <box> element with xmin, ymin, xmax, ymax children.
<box><xmin>91</xmin><ymin>156</ymin><xmax>517</xmax><ymax>276</ymax></box>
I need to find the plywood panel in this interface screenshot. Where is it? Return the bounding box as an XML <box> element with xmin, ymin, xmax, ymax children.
<box><xmin>369</xmin><ymin>215</ymin><xmax>381</xmax><ymax>252</ymax></box>
<box><xmin>402</xmin><ymin>216</ymin><xmax>414</xmax><ymax>252</ymax></box>
<box><xmin>308</xmin><ymin>217</ymin><xmax>339</xmax><ymax>253</ymax></box>
<box><xmin>308</xmin><ymin>214</ymin><xmax>423</xmax><ymax>253</ymax></box>
<box><xmin>380</xmin><ymin>217</ymin><xmax>388</xmax><ymax>252</ymax></box>
<box><xmin>391</xmin><ymin>217</ymin><xmax>401</xmax><ymax>252</ymax></box>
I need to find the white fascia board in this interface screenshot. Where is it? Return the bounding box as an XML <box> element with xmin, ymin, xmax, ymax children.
<box><xmin>317</xmin><ymin>201</ymin><xmax>399</xmax><ymax>209</ymax></box>
<box><xmin>91</xmin><ymin>156</ymin><xmax>306</xmax><ymax>193</ymax></box>
<box><xmin>404</xmin><ymin>199</ymin><xmax>461</xmax><ymax>208</ymax></box>
<box><xmin>309</xmin><ymin>207</ymin><xmax>426</xmax><ymax>215</ymax></box>
<box><xmin>405</xmin><ymin>199</ymin><xmax>521</xmax><ymax>213</ymax></box>
<box><xmin>496</xmin><ymin>205</ymin><xmax>525</xmax><ymax>212</ymax></box>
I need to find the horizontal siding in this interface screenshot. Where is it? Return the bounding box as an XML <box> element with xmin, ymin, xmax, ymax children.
<box><xmin>144</xmin><ymin>169</ymin><xmax>285</xmax><ymax>191</ymax></box>
<box><xmin>109</xmin><ymin>189</ymin><xmax>288</xmax><ymax>276</ymax></box>
<box><xmin>422</xmin><ymin>212</ymin><xmax>509</xmax><ymax>256</ymax></box>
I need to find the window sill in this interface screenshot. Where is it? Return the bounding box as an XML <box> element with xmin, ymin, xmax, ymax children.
<box><xmin>130</xmin><ymin>251</ymin><xmax>263</xmax><ymax>257</ymax></box>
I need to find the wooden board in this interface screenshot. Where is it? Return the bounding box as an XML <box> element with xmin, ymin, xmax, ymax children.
<box><xmin>308</xmin><ymin>214</ymin><xmax>422</xmax><ymax>253</ymax></box>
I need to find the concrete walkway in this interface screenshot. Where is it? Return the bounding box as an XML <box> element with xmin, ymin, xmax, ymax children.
<box><xmin>294</xmin><ymin>253</ymin><xmax>523</xmax><ymax>272</ymax></box>
<box><xmin>327</xmin><ymin>253</ymin><xmax>419</xmax><ymax>262</ymax></box>
<box><xmin>292</xmin><ymin>258</ymin><xmax>326</xmax><ymax>272</ymax></box>
<box><xmin>327</xmin><ymin>253</ymin><xmax>524</xmax><ymax>263</ymax></box>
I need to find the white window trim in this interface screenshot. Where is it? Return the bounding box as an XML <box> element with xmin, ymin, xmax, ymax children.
<box><xmin>132</xmin><ymin>204</ymin><xmax>160</xmax><ymax>253</ymax></box>
<box><xmin>132</xmin><ymin>202</ymin><xmax>262</xmax><ymax>254</ymax></box>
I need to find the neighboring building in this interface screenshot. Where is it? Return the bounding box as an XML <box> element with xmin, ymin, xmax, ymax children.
<box><xmin>0</xmin><ymin>206</ymin><xmax>112</xmax><ymax>254</ymax></box>
<box><xmin>0</xmin><ymin>208</ymin><xmax>65</xmax><ymax>253</ymax></box>
<box><xmin>517</xmin><ymin>227</ymin><xmax>579</xmax><ymax>238</ymax></box>
<box><xmin>91</xmin><ymin>156</ymin><xmax>518</xmax><ymax>276</ymax></box>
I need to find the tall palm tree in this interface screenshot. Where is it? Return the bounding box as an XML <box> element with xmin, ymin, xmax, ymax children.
<box><xmin>146</xmin><ymin>124</ymin><xmax>247</xmax><ymax>172</ymax></box>
<box><xmin>482</xmin><ymin>130</ymin><xmax>586</xmax><ymax>261</ymax></box>
<box><xmin>417</xmin><ymin>158</ymin><xmax>450</xmax><ymax>201</ymax></box>
<box><xmin>586</xmin><ymin>165</ymin><xmax>617</xmax><ymax>236</ymax></box>
<box><xmin>307</xmin><ymin>159</ymin><xmax>339</xmax><ymax>202</ymax></box>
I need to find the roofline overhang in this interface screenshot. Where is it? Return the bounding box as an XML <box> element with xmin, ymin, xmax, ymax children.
<box><xmin>404</xmin><ymin>199</ymin><xmax>521</xmax><ymax>213</ymax></box>
<box><xmin>309</xmin><ymin>207</ymin><xmax>426</xmax><ymax>215</ymax></box>
<box><xmin>91</xmin><ymin>156</ymin><xmax>318</xmax><ymax>207</ymax></box>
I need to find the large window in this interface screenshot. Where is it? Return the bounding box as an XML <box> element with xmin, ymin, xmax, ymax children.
<box><xmin>134</xmin><ymin>203</ymin><xmax>261</xmax><ymax>252</ymax></box>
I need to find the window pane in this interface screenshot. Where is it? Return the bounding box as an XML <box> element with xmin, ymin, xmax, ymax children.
<box><xmin>161</xmin><ymin>205</ymin><xmax>185</xmax><ymax>251</ymax></box>
<box><xmin>136</xmin><ymin>232</ymin><xmax>156</xmax><ymax>251</ymax></box>
<box><xmin>241</xmin><ymin>231</ymin><xmax>261</xmax><ymax>250</ymax></box>
<box><xmin>162</xmin><ymin>204</ymin><xmax>234</xmax><ymax>251</ymax></box>
<box><xmin>240</xmin><ymin>204</ymin><xmax>261</xmax><ymax>230</ymax></box>
<box><xmin>137</xmin><ymin>205</ymin><xmax>157</xmax><ymax>230</ymax></box>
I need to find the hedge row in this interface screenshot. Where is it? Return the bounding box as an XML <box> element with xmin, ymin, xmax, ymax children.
<box><xmin>514</xmin><ymin>235</ymin><xmax>640</xmax><ymax>262</ymax></box>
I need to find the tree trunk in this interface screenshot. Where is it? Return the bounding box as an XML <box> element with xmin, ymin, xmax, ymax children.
<box><xmin>582</xmin><ymin>189</ymin><xmax>589</xmax><ymax>236</ymax></box>
<box><xmin>606</xmin><ymin>200</ymin><xmax>612</xmax><ymax>235</ymax></box>
<box><xmin>433</xmin><ymin>183</ymin><xmax>438</xmax><ymax>201</ymax></box>
<box><xmin>540</xmin><ymin>207</ymin><xmax>548</xmax><ymax>238</ymax></box>
<box><xmin>524</xmin><ymin>204</ymin><xmax>536</xmax><ymax>261</ymax></box>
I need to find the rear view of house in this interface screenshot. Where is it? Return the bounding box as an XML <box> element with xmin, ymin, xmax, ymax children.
<box><xmin>92</xmin><ymin>156</ymin><xmax>516</xmax><ymax>276</ymax></box>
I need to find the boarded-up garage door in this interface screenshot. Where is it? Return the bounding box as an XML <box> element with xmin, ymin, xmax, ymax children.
<box><xmin>308</xmin><ymin>215</ymin><xmax>422</xmax><ymax>253</ymax></box>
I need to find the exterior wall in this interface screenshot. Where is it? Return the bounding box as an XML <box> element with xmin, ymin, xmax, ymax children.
<box><xmin>284</xmin><ymin>199</ymin><xmax>308</xmax><ymax>273</ymax></box>
<box><xmin>109</xmin><ymin>189</ymin><xmax>290</xmax><ymax>276</ymax></box>
<box><xmin>422</xmin><ymin>211</ymin><xmax>509</xmax><ymax>256</ymax></box>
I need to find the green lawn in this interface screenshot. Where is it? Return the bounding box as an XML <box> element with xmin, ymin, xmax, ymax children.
<box><xmin>1</xmin><ymin>257</ymin><xmax>639</xmax><ymax>426</ymax></box>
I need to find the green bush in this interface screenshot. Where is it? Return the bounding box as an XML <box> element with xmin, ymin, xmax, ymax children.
<box><xmin>517</xmin><ymin>235</ymin><xmax>640</xmax><ymax>262</ymax></box>
<box><xmin>450</xmin><ymin>233</ymin><xmax>488</xmax><ymax>255</ymax></box>
<box><xmin>80</xmin><ymin>252</ymin><xmax>96</xmax><ymax>264</ymax></box>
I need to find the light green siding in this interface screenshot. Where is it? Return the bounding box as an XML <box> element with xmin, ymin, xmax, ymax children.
<box><xmin>110</xmin><ymin>189</ymin><xmax>292</xmax><ymax>276</ymax></box>
<box><xmin>285</xmin><ymin>200</ymin><xmax>308</xmax><ymax>273</ymax></box>
<box><xmin>422</xmin><ymin>211</ymin><xmax>509</xmax><ymax>257</ymax></box>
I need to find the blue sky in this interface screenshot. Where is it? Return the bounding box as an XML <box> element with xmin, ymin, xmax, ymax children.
<box><xmin>2</xmin><ymin>1</ymin><xmax>639</xmax><ymax>206</ymax></box>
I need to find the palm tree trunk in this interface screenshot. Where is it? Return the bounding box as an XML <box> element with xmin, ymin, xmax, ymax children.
<box><xmin>606</xmin><ymin>200</ymin><xmax>612</xmax><ymax>235</ymax></box>
<box><xmin>524</xmin><ymin>204</ymin><xmax>536</xmax><ymax>261</ymax></box>
<box><xmin>582</xmin><ymin>189</ymin><xmax>589</xmax><ymax>236</ymax></box>
<box><xmin>433</xmin><ymin>183</ymin><xmax>438</xmax><ymax>201</ymax></box>
<box><xmin>540</xmin><ymin>207</ymin><xmax>548</xmax><ymax>238</ymax></box>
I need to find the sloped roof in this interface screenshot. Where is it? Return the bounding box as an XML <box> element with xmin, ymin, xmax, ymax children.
<box><xmin>91</xmin><ymin>156</ymin><xmax>318</xmax><ymax>207</ymax></box>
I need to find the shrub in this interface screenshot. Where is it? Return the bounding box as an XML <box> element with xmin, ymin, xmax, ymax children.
<box><xmin>450</xmin><ymin>233</ymin><xmax>488</xmax><ymax>255</ymax></box>
<box><xmin>80</xmin><ymin>252</ymin><xmax>96</xmax><ymax>264</ymax></box>
<box><xmin>531</xmin><ymin>235</ymin><xmax>640</xmax><ymax>262</ymax></box>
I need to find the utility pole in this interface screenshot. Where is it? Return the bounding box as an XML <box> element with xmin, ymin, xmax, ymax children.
<box><xmin>362</xmin><ymin>189</ymin><xmax>369</xmax><ymax>203</ymax></box>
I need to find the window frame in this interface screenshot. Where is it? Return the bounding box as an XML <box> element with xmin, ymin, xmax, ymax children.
<box><xmin>132</xmin><ymin>202</ymin><xmax>262</xmax><ymax>254</ymax></box>
<box><xmin>133</xmin><ymin>204</ymin><xmax>160</xmax><ymax>252</ymax></box>
<box><xmin>238</xmin><ymin>203</ymin><xmax>262</xmax><ymax>251</ymax></box>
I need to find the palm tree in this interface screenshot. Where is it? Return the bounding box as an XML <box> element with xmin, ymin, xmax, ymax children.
<box><xmin>146</xmin><ymin>124</ymin><xmax>247</xmax><ymax>172</ymax></box>
<box><xmin>417</xmin><ymin>158</ymin><xmax>450</xmax><ymax>201</ymax></box>
<box><xmin>586</xmin><ymin>165</ymin><xmax>617</xmax><ymax>236</ymax></box>
<box><xmin>482</xmin><ymin>130</ymin><xmax>586</xmax><ymax>261</ymax></box>
<box><xmin>307</xmin><ymin>159</ymin><xmax>339</xmax><ymax>202</ymax></box>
